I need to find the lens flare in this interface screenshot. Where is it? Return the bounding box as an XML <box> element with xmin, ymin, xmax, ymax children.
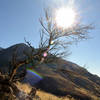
<box><xmin>43</xmin><ymin>52</ymin><xmax>47</xmax><ymax>57</ymax></box>
<box><xmin>23</xmin><ymin>68</ymin><xmax>43</xmax><ymax>85</ymax></box>
<box><xmin>50</xmin><ymin>41</ymin><xmax>54</xmax><ymax>45</ymax></box>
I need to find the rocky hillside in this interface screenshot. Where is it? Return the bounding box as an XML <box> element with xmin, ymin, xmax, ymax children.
<box><xmin>0</xmin><ymin>47</ymin><xmax>4</xmax><ymax>51</ymax></box>
<box><xmin>0</xmin><ymin>43</ymin><xmax>100</xmax><ymax>100</ymax></box>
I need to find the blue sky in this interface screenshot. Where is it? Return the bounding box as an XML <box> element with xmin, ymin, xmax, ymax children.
<box><xmin>0</xmin><ymin>0</ymin><xmax>100</xmax><ymax>76</ymax></box>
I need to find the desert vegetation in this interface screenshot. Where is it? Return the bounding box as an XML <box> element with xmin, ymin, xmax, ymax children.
<box><xmin>15</xmin><ymin>82</ymin><xmax>100</xmax><ymax>100</ymax></box>
<box><xmin>0</xmin><ymin>10</ymin><xmax>97</xmax><ymax>100</ymax></box>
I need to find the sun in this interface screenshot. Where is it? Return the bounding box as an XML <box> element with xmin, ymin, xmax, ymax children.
<box><xmin>55</xmin><ymin>7</ymin><xmax>76</xmax><ymax>29</ymax></box>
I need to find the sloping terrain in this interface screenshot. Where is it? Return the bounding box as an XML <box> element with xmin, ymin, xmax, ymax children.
<box><xmin>0</xmin><ymin>43</ymin><xmax>100</xmax><ymax>100</ymax></box>
<box><xmin>0</xmin><ymin>47</ymin><xmax>4</xmax><ymax>51</ymax></box>
<box><xmin>33</xmin><ymin>64</ymin><xmax>100</xmax><ymax>100</ymax></box>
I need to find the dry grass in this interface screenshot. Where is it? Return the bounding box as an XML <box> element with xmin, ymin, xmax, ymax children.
<box><xmin>16</xmin><ymin>82</ymin><xmax>100</xmax><ymax>100</ymax></box>
<box><xmin>35</xmin><ymin>90</ymin><xmax>72</xmax><ymax>100</ymax></box>
<box><xmin>75</xmin><ymin>88</ymin><xmax>100</xmax><ymax>100</ymax></box>
<box><xmin>16</xmin><ymin>82</ymin><xmax>75</xmax><ymax>100</ymax></box>
<box><xmin>16</xmin><ymin>82</ymin><xmax>32</xmax><ymax>93</ymax></box>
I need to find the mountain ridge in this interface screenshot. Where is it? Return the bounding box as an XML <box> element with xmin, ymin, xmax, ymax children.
<box><xmin>0</xmin><ymin>43</ymin><xmax>100</xmax><ymax>100</ymax></box>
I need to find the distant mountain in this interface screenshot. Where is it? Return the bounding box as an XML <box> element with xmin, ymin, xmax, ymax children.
<box><xmin>0</xmin><ymin>43</ymin><xmax>100</xmax><ymax>100</ymax></box>
<box><xmin>0</xmin><ymin>43</ymin><xmax>32</xmax><ymax>73</ymax></box>
<box><xmin>0</xmin><ymin>47</ymin><xmax>4</xmax><ymax>51</ymax></box>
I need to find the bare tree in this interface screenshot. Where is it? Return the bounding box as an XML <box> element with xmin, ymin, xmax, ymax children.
<box><xmin>0</xmin><ymin>48</ymin><xmax>37</xmax><ymax>100</ymax></box>
<box><xmin>0</xmin><ymin>10</ymin><xmax>93</xmax><ymax>100</ymax></box>
<box><xmin>37</xmin><ymin>10</ymin><xmax>93</xmax><ymax>62</ymax></box>
<box><xmin>8</xmin><ymin>10</ymin><xmax>93</xmax><ymax>77</ymax></box>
